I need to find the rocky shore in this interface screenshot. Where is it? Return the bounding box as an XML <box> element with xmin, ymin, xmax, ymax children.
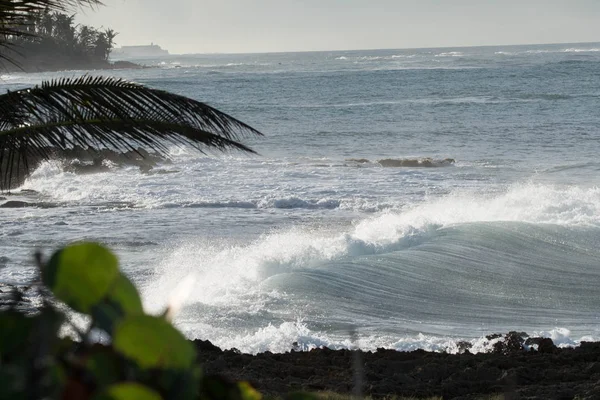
<box><xmin>2</xmin><ymin>57</ymin><xmax>148</xmax><ymax>73</ymax></box>
<box><xmin>1</xmin><ymin>146</ymin><xmax>166</xmax><ymax>192</ymax></box>
<box><xmin>2</xmin><ymin>287</ymin><xmax>599</xmax><ymax>399</ymax></box>
<box><xmin>192</xmin><ymin>336</ymin><xmax>600</xmax><ymax>400</ymax></box>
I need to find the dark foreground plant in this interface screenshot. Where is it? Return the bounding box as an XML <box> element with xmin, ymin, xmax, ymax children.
<box><xmin>0</xmin><ymin>242</ymin><xmax>265</xmax><ymax>400</ymax></box>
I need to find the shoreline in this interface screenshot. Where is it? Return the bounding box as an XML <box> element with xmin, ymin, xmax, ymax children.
<box><xmin>2</xmin><ymin>60</ymin><xmax>150</xmax><ymax>74</ymax></box>
<box><xmin>192</xmin><ymin>336</ymin><xmax>600</xmax><ymax>399</ymax></box>
<box><xmin>1</xmin><ymin>284</ymin><xmax>599</xmax><ymax>398</ymax></box>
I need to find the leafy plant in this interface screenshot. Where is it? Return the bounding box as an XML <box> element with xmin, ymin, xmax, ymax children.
<box><xmin>0</xmin><ymin>242</ymin><xmax>262</xmax><ymax>400</ymax></box>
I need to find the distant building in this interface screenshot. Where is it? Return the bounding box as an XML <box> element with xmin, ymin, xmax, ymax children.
<box><xmin>111</xmin><ymin>43</ymin><xmax>169</xmax><ymax>58</ymax></box>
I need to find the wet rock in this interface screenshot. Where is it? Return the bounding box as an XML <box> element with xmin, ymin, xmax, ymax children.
<box><xmin>1</xmin><ymin>146</ymin><xmax>167</xmax><ymax>190</ymax></box>
<box><xmin>0</xmin><ymin>283</ymin><xmax>40</xmax><ymax>314</ymax></box>
<box><xmin>19</xmin><ymin>189</ymin><xmax>39</xmax><ymax>195</ymax></box>
<box><xmin>526</xmin><ymin>337</ymin><xmax>557</xmax><ymax>354</ymax></box>
<box><xmin>457</xmin><ymin>340</ymin><xmax>473</xmax><ymax>354</ymax></box>
<box><xmin>0</xmin><ymin>201</ymin><xmax>32</xmax><ymax>208</ymax></box>
<box><xmin>193</xmin><ymin>339</ymin><xmax>223</xmax><ymax>354</ymax></box>
<box><xmin>190</xmin><ymin>334</ymin><xmax>600</xmax><ymax>399</ymax></box>
<box><xmin>492</xmin><ymin>331</ymin><xmax>527</xmax><ymax>354</ymax></box>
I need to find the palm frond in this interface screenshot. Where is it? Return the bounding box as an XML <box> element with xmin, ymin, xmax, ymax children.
<box><xmin>0</xmin><ymin>75</ymin><xmax>263</xmax><ymax>190</ymax></box>
<box><xmin>0</xmin><ymin>0</ymin><xmax>102</xmax><ymax>16</ymax></box>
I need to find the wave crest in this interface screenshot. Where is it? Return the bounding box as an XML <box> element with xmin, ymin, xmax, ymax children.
<box><xmin>347</xmin><ymin>158</ymin><xmax>455</xmax><ymax>168</ymax></box>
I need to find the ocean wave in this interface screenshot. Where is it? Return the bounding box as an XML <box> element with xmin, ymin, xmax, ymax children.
<box><xmin>346</xmin><ymin>158</ymin><xmax>455</xmax><ymax>168</ymax></box>
<box><xmin>177</xmin><ymin>201</ymin><xmax>258</xmax><ymax>209</ymax></box>
<box><xmin>144</xmin><ymin>183</ymin><xmax>600</xmax><ymax>307</ymax></box>
<box><xmin>517</xmin><ymin>93</ymin><xmax>572</xmax><ymax>101</ymax></box>
<box><xmin>435</xmin><ymin>51</ymin><xmax>464</xmax><ymax>57</ymax></box>
<box><xmin>268</xmin><ymin>197</ymin><xmax>340</xmax><ymax>210</ymax></box>
<box><xmin>157</xmin><ymin>61</ymin><xmax>272</xmax><ymax>70</ymax></box>
<box><xmin>164</xmin><ymin>198</ymin><xmax>341</xmax><ymax>210</ymax></box>
<box><xmin>562</xmin><ymin>48</ymin><xmax>600</xmax><ymax>53</ymax></box>
<box><xmin>136</xmin><ymin>182</ymin><xmax>600</xmax><ymax>353</ymax></box>
<box><xmin>182</xmin><ymin>321</ymin><xmax>595</xmax><ymax>355</ymax></box>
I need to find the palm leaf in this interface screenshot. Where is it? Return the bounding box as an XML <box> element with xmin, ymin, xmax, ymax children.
<box><xmin>0</xmin><ymin>75</ymin><xmax>263</xmax><ymax>190</ymax></box>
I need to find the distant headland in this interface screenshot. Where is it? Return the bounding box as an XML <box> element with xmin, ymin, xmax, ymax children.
<box><xmin>111</xmin><ymin>43</ymin><xmax>170</xmax><ymax>59</ymax></box>
<box><xmin>1</xmin><ymin>11</ymin><xmax>147</xmax><ymax>73</ymax></box>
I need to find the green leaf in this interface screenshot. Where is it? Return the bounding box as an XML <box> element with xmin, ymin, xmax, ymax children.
<box><xmin>43</xmin><ymin>242</ymin><xmax>120</xmax><ymax>314</ymax></box>
<box><xmin>238</xmin><ymin>382</ymin><xmax>262</xmax><ymax>400</ymax></box>
<box><xmin>93</xmin><ymin>383</ymin><xmax>162</xmax><ymax>400</ymax></box>
<box><xmin>113</xmin><ymin>315</ymin><xmax>195</xmax><ymax>370</ymax></box>
<box><xmin>92</xmin><ymin>273</ymin><xmax>144</xmax><ymax>333</ymax></box>
<box><xmin>107</xmin><ymin>274</ymin><xmax>144</xmax><ymax>314</ymax></box>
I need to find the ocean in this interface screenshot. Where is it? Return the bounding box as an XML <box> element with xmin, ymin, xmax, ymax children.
<box><xmin>1</xmin><ymin>42</ymin><xmax>600</xmax><ymax>353</ymax></box>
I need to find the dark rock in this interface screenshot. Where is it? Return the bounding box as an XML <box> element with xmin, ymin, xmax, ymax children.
<box><xmin>457</xmin><ymin>340</ymin><xmax>473</xmax><ymax>354</ymax></box>
<box><xmin>492</xmin><ymin>331</ymin><xmax>526</xmax><ymax>354</ymax></box>
<box><xmin>525</xmin><ymin>337</ymin><xmax>557</xmax><ymax>354</ymax></box>
<box><xmin>19</xmin><ymin>189</ymin><xmax>39</xmax><ymax>195</ymax></box>
<box><xmin>111</xmin><ymin>60</ymin><xmax>146</xmax><ymax>70</ymax></box>
<box><xmin>193</xmin><ymin>339</ymin><xmax>222</xmax><ymax>354</ymax></box>
<box><xmin>0</xmin><ymin>201</ymin><xmax>32</xmax><ymax>208</ymax></box>
<box><xmin>486</xmin><ymin>333</ymin><xmax>503</xmax><ymax>340</ymax></box>
<box><xmin>190</xmin><ymin>334</ymin><xmax>600</xmax><ymax>399</ymax></box>
<box><xmin>1</xmin><ymin>146</ymin><xmax>167</xmax><ymax>190</ymax></box>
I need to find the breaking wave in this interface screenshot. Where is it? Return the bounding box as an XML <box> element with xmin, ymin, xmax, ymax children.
<box><xmin>142</xmin><ymin>183</ymin><xmax>600</xmax><ymax>353</ymax></box>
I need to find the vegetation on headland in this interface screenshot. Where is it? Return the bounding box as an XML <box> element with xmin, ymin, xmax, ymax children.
<box><xmin>1</xmin><ymin>7</ymin><xmax>138</xmax><ymax>71</ymax></box>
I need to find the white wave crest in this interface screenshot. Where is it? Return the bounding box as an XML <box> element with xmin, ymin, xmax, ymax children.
<box><xmin>180</xmin><ymin>320</ymin><xmax>595</xmax><ymax>355</ymax></box>
<box><xmin>143</xmin><ymin>182</ymin><xmax>600</xmax><ymax>314</ymax></box>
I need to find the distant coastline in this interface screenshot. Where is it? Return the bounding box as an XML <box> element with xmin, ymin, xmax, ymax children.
<box><xmin>111</xmin><ymin>43</ymin><xmax>170</xmax><ymax>59</ymax></box>
<box><xmin>1</xmin><ymin>11</ymin><xmax>151</xmax><ymax>73</ymax></box>
<box><xmin>2</xmin><ymin>56</ymin><xmax>148</xmax><ymax>73</ymax></box>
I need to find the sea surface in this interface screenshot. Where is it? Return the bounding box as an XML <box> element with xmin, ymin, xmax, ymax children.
<box><xmin>1</xmin><ymin>42</ymin><xmax>600</xmax><ymax>353</ymax></box>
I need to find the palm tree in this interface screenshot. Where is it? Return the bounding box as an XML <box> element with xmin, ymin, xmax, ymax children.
<box><xmin>0</xmin><ymin>0</ymin><xmax>262</xmax><ymax>191</ymax></box>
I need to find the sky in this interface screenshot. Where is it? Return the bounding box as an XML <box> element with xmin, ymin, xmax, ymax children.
<box><xmin>76</xmin><ymin>0</ymin><xmax>600</xmax><ymax>54</ymax></box>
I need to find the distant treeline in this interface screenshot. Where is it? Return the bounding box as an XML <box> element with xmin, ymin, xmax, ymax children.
<box><xmin>2</xmin><ymin>11</ymin><xmax>119</xmax><ymax>72</ymax></box>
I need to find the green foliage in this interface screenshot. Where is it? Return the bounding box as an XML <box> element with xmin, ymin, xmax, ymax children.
<box><xmin>6</xmin><ymin>9</ymin><xmax>118</xmax><ymax>66</ymax></box>
<box><xmin>43</xmin><ymin>242</ymin><xmax>120</xmax><ymax>313</ymax></box>
<box><xmin>93</xmin><ymin>383</ymin><xmax>163</xmax><ymax>400</ymax></box>
<box><xmin>113</xmin><ymin>315</ymin><xmax>195</xmax><ymax>370</ymax></box>
<box><xmin>0</xmin><ymin>242</ymin><xmax>262</xmax><ymax>400</ymax></box>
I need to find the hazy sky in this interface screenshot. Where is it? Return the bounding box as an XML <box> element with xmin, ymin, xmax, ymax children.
<box><xmin>77</xmin><ymin>0</ymin><xmax>600</xmax><ymax>54</ymax></box>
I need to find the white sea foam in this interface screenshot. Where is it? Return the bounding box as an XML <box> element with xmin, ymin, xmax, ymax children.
<box><xmin>179</xmin><ymin>319</ymin><xmax>595</xmax><ymax>354</ymax></box>
<box><xmin>562</xmin><ymin>48</ymin><xmax>600</xmax><ymax>53</ymax></box>
<box><xmin>435</xmin><ymin>51</ymin><xmax>464</xmax><ymax>57</ymax></box>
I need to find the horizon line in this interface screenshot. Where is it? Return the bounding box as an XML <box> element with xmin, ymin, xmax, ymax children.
<box><xmin>159</xmin><ymin>40</ymin><xmax>600</xmax><ymax>57</ymax></box>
